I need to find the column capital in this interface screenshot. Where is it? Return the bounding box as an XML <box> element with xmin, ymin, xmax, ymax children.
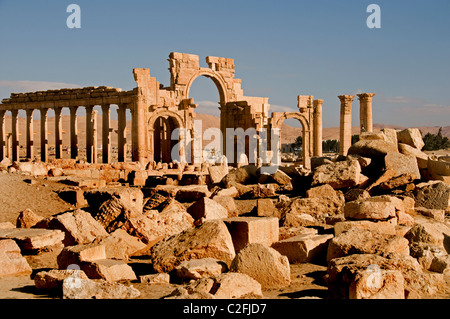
<box><xmin>357</xmin><ymin>93</ymin><xmax>376</xmax><ymax>100</ymax></box>
<box><xmin>313</xmin><ymin>99</ymin><xmax>324</xmax><ymax>106</ymax></box>
<box><xmin>338</xmin><ymin>95</ymin><xmax>355</xmax><ymax>103</ymax></box>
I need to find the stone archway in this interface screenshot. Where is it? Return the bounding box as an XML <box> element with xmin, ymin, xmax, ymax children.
<box><xmin>270</xmin><ymin>112</ymin><xmax>311</xmax><ymax>169</ymax></box>
<box><xmin>185</xmin><ymin>69</ymin><xmax>229</xmax><ymax>106</ymax></box>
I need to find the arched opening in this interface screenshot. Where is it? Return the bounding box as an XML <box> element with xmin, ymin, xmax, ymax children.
<box><xmin>153</xmin><ymin>115</ymin><xmax>180</xmax><ymax>163</ymax></box>
<box><xmin>280</xmin><ymin>118</ymin><xmax>304</xmax><ymax>164</ymax></box>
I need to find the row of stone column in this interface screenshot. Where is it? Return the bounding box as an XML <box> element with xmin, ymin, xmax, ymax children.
<box><xmin>338</xmin><ymin>93</ymin><xmax>376</xmax><ymax>155</ymax></box>
<box><xmin>0</xmin><ymin>104</ymin><xmax>129</xmax><ymax>163</ymax></box>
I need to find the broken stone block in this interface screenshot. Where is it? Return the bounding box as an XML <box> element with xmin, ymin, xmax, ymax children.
<box><xmin>151</xmin><ymin>220</ymin><xmax>235</xmax><ymax>273</ymax></box>
<box><xmin>311</xmin><ymin>159</ymin><xmax>363</xmax><ymax>189</ymax></box>
<box><xmin>0</xmin><ymin>222</ymin><xmax>15</xmax><ymax>229</ymax></box>
<box><xmin>349</xmin><ymin>268</ymin><xmax>405</xmax><ymax>299</ymax></box>
<box><xmin>34</xmin><ymin>269</ymin><xmax>89</xmax><ymax>290</ymax></box>
<box><xmin>187</xmin><ymin>197</ymin><xmax>228</xmax><ymax>221</ymax></box>
<box><xmin>398</xmin><ymin>143</ymin><xmax>429</xmax><ymax>169</ymax></box>
<box><xmin>334</xmin><ymin>220</ymin><xmax>396</xmax><ymax>236</ymax></box>
<box><xmin>175</xmin><ymin>185</ymin><xmax>212</xmax><ymax>202</ymax></box>
<box><xmin>256</xmin><ymin>198</ymin><xmax>279</xmax><ymax>218</ymax></box>
<box><xmin>347</xmin><ymin>139</ymin><xmax>399</xmax><ymax>159</ymax></box>
<box><xmin>213</xmin><ymin>186</ymin><xmax>239</xmax><ymax>198</ymax></box>
<box><xmin>97</xmin><ymin>229</ymin><xmax>146</xmax><ymax>260</ymax></box>
<box><xmin>327</xmin><ymin>228</ymin><xmax>410</xmax><ymax>263</ymax></box>
<box><xmin>230</xmin><ymin>243</ymin><xmax>291</xmax><ymax>289</ymax></box>
<box><xmin>279</xmin><ymin>226</ymin><xmax>318</xmax><ymax>240</ymax></box>
<box><xmin>271</xmin><ymin>233</ymin><xmax>333</xmax><ymax>264</ymax></box>
<box><xmin>414</xmin><ymin>181</ymin><xmax>450</xmax><ymax>211</ymax></box>
<box><xmin>397</xmin><ymin>128</ymin><xmax>425</xmax><ymax>150</ymax></box>
<box><xmin>57</xmin><ymin>243</ymin><xmax>107</xmax><ymax>269</ymax></box>
<box><xmin>248</xmin><ymin>183</ymin><xmax>278</xmax><ymax>198</ymax></box>
<box><xmin>48</xmin><ymin>209</ymin><xmax>108</xmax><ymax>246</ymax></box>
<box><xmin>344</xmin><ymin>188</ymin><xmax>370</xmax><ymax>202</ymax></box>
<box><xmin>0</xmin><ymin>239</ymin><xmax>32</xmax><ymax>277</ymax></box>
<box><xmin>143</xmin><ymin>193</ymin><xmax>168</xmax><ymax>212</ymax></box>
<box><xmin>221</xmin><ymin>165</ymin><xmax>257</xmax><ymax>187</ymax></box>
<box><xmin>415</xmin><ymin>207</ymin><xmax>445</xmax><ymax>222</ymax></box>
<box><xmin>125</xmin><ymin>199</ymin><xmax>194</xmax><ymax>244</ymax></box>
<box><xmin>208</xmin><ymin>165</ymin><xmax>228</xmax><ymax>184</ymax></box>
<box><xmin>343</xmin><ymin>196</ymin><xmax>397</xmax><ymax>221</ymax></box>
<box><xmin>223</xmin><ymin>217</ymin><xmax>279</xmax><ymax>252</ymax></box>
<box><xmin>175</xmin><ymin>258</ymin><xmax>227</xmax><ymax>281</ymax></box>
<box><xmin>0</xmin><ymin>228</ymin><xmax>64</xmax><ymax>252</ymax></box>
<box><xmin>62</xmin><ymin>278</ymin><xmax>140</xmax><ymax>299</ymax></box>
<box><xmin>272</xmin><ymin>169</ymin><xmax>292</xmax><ymax>186</ymax></box>
<box><xmin>16</xmin><ymin>209</ymin><xmax>43</xmax><ymax>228</ymax></box>
<box><xmin>409</xmin><ymin>242</ymin><xmax>446</xmax><ymax>270</ymax></box>
<box><xmin>404</xmin><ymin>217</ymin><xmax>450</xmax><ymax>251</ymax></box>
<box><xmin>139</xmin><ymin>273</ymin><xmax>170</xmax><ymax>284</ymax></box>
<box><xmin>168</xmin><ymin>272</ymin><xmax>263</xmax><ymax>299</ymax></box>
<box><xmin>384</xmin><ymin>152</ymin><xmax>420</xmax><ymax>180</ymax></box>
<box><xmin>84</xmin><ymin>187</ymin><xmax>144</xmax><ymax>213</ymax></box>
<box><xmin>94</xmin><ymin>195</ymin><xmax>141</xmax><ymax>233</ymax></box>
<box><xmin>212</xmin><ymin>195</ymin><xmax>238</xmax><ymax>217</ymax></box>
<box><xmin>430</xmin><ymin>255</ymin><xmax>450</xmax><ymax>275</ymax></box>
<box><xmin>82</xmin><ymin>259</ymin><xmax>137</xmax><ymax>282</ymax></box>
<box><xmin>128</xmin><ymin>170</ymin><xmax>148</xmax><ymax>186</ymax></box>
<box><xmin>381</xmin><ymin>128</ymin><xmax>398</xmax><ymax>145</ymax></box>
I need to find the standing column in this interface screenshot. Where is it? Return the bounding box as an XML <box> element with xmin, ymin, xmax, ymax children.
<box><xmin>69</xmin><ymin>106</ymin><xmax>78</xmax><ymax>159</ymax></box>
<box><xmin>0</xmin><ymin>110</ymin><xmax>6</xmax><ymax>160</ymax></box>
<box><xmin>85</xmin><ymin>105</ymin><xmax>94</xmax><ymax>163</ymax></box>
<box><xmin>92</xmin><ymin>110</ymin><xmax>98</xmax><ymax>164</ymax></box>
<box><xmin>357</xmin><ymin>93</ymin><xmax>376</xmax><ymax>133</ymax></box>
<box><xmin>338</xmin><ymin>95</ymin><xmax>355</xmax><ymax>156</ymax></box>
<box><xmin>11</xmin><ymin>109</ymin><xmax>19</xmax><ymax>162</ymax></box>
<box><xmin>313</xmin><ymin>99</ymin><xmax>323</xmax><ymax>157</ymax></box>
<box><xmin>54</xmin><ymin>107</ymin><xmax>63</xmax><ymax>159</ymax></box>
<box><xmin>101</xmin><ymin>104</ymin><xmax>111</xmax><ymax>163</ymax></box>
<box><xmin>117</xmin><ymin>104</ymin><xmax>127</xmax><ymax>162</ymax></box>
<box><xmin>25</xmin><ymin>109</ymin><xmax>34</xmax><ymax>160</ymax></box>
<box><xmin>40</xmin><ymin>108</ymin><xmax>49</xmax><ymax>162</ymax></box>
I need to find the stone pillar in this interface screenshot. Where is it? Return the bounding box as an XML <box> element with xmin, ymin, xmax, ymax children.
<box><xmin>357</xmin><ymin>93</ymin><xmax>376</xmax><ymax>133</ymax></box>
<box><xmin>313</xmin><ymin>99</ymin><xmax>323</xmax><ymax>157</ymax></box>
<box><xmin>40</xmin><ymin>108</ymin><xmax>48</xmax><ymax>162</ymax></box>
<box><xmin>69</xmin><ymin>106</ymin><xmax>78</xmax><ymax>159</ymax></box>
<box><xmin>0</xmin><ymin>110</ymin><xmax>6</xmax><ymax>160</ymax></box>
<box><xmin>54</xmin><ymin>107</ymin><xmax>63</xmax><ymax>159</ymax></box>
<box><xmin>11</xmin><ymin>109</ymin><xmax>19</xmax><ymax>162</ymax></box>
<box><xmin>101</xmin><ymin>104</ymin><xmax>111</xmax><ymax>163</ymax></box>
<box><xmin>117</xmin><ymin>104</ymin><xmax>127</xmax><ymax>162</ymax></box>
<box><xmin>92</xmin><ymin>110</ymin><xmax>98</xmax><ymax>164</ymax></box>
<box><xmin>25</xmin><ymin>109</ymin><xmax>34</xmax><ymax>160</ymax></box>
<box><xmin>338</xmin><ymin>95</ymin><xmax>355</xmax><ymax>156</ymax></box>
<box><xmin>85</xmin><ymin>106</ymin><xmax>94</xmax><ymax>163</ymax></box>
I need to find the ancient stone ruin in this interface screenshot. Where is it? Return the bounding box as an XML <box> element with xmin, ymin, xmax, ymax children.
<box><xmin>0</xmin><ymin>52</ymin><xmax>449</xmax><ymax>300</ymax></box>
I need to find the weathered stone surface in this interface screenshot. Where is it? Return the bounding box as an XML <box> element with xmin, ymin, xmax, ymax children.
<box><xmin>248</xmin><ymin>183</ymin><xmax>278</xmax><ymax>198</ymax></box>
<box><xmin>212</xmin><ymin>195</ymin><xmax>238</xmax><ymax>217</ymax></box>
<box><xmin>384</xmin><ymin>152</ymin><xmax>420</xmax><ymax>180</ymax></box>
<box><xmin>347</xmin><ymin>139</ymin><xmax>399</xmax><ymax>158</ymax></box>
<box><xmin>397</xmin><ymin>128</ymin><xmax>425</xmax><ymax>150</ymax></box>
<box><xmin>334</xmin><ymin>220</ymin><xmax>397</xmax><ymax>236</ymax></box>
<box><xmin>168</xmin><ymin>272</ymin><xmax>263</xmax><ymax>299</ymax></box>
<box><xmin>139</xmin><ymin>273</ymin><xmax>170</xmax><ymax>284</ymax></box>
<box><xmin>349</xmin><ymin>268</ymin><xmax>405</xmax><ymax>299</ymax></box>
<box><xmin>415</xmin><ymin>207</ymin><xmax>445</xmax><ymax>222</ymax></box>
<box><xmin>222</xmin><ymin>165</ymin><xmax>257</xmax><ymax>187</ymax></box>
<box><xmin>430</xmin><ymin>255</ymin><xmax>450</xmax><ymax>275</ymax></box>
<box><xmin>94</xmin><ymin>196</ymin><xmax>141</xmax><ymax>233</ymax></box>
<box><xmin>256</xmin><ymin>198</ymin><xmax>279</xmax><ymax>218</ymax></box>
<box><xmin>84</xmin><ymin>187</ymin><xmax>144</xmax><ymax>213</ymax></box>
<box><xmin>409</xmin><ymin>242</ymin><xmax>446</xmax><ymax>270</ymax></box>
<box><xmin>230</xmin><ymin>243</ymin><xmax>290</xmax><ymax>288</ymax></box>
<box><xmin>175</xmin><ymin>185</ymin><xmax>212</xmax><ymax>202</ymax></box>
<box><xmin>405</xmin><ymin>217</ymin><xmax>450</xmax><ymax>251</ymax></box>
<box><xmin>0</xmin><ymin>222</ymin><xmax>15</xmax><ymax>229</ymax></box>
<box><xmin>16</xmin><ymin>209</ymin><xmax>43</xmax><ymax>228</ymax></box>
<box><xmin>414</xmin><ymin>181</ymin><xmax>450</xmax><ymax>211</ymax></box>
<box><xmin>343</xmin><ymin>196</ymin><xmax>397</xmax><ymax>221</ymax></box>
<box><xmin>35</xmin><ymin>269</ymin><xmax>89</xmax><ymax>290</ymax></box>
<box><xmin>311</xmin><ymin>159</ymin><xmax>363</xmax><ymax>189</ymax></box>
<box><xmin>13</xmin><ymin>161</ymin><xmax>48</xmax><ymax>176</ymax></box>
<box><xmin>327</xmin><ymin>228</ymin><xmax>410</xmax><ymax>262</ymax></box>
<box><xmin>272</xmin><ymin>169</ymin><xmax>292</xmax><ymax>186</ymax></box>
<box><xmin>0</xmin><ymin>239</ymin><xmax>32</xmax><ymax>277</ymax></box>
<box><xmin>62</xmin><ymin>278</ymin><xmax>140</xmax><ymax>299</ymax></box>
<box><xmin>97</xmin><ymin>229</ymin><xmax>146</xmax><ymax>259</ymax></box>
<box><xmin>125</xmin><ymin>200</ymin><xmax>194</xmax><ymax>244</ymax></box>
<box><xmin>223</xmin><ymin>217</ymin><xmax>279</xmax><ymax>252</ymax></box>
<box><xmin>0</xmin><ymin>228</ymin><xmax>64</xmax><ymax>251</ymax></box>
<box><xmin>175</xmin><ymin>258</ymin><xmax>227</xmax><ymax>281</ymax></box>
<box><xmin>398</xmin><ymin>143</ymin><xmax>429</xmax><ymax>169</ymax></box>
<box><xmin>271</xmin><ymin>233</ymin><xmax>333</xmax><ymax>264</ymax></box>
<box><xmin>213</xmin><ymin>186</ymin><xmax>239</xmax><ymax>198</ymax></box>
<box><xmin>208</xmin><ymin>165</ymin><xmax>228</xmax><ymax>184</ymax></box>
<box><xmin>150</xmin><ymin>220</ymin><xmax>235</xmax><ymax>273</ymax></box>
<box><xmin>187</xmin><ymin>197</ymin><xmax>228</xmax><ymax>221</ymax></box>
<box><xmin>344</xmin><ymin>188</ymin><xmax>370</xmax><ymax>202</ymax></box>
<box><xmin>47</xmin><ymin>209</ymin><xmax>108</xmax><ymax>246</ymax></box>
<box><xmin>82</xmin><ymin>259</ymin><xmax>137</xmax><ymax>282</ymax></box>
<box><xmin>57</xmin><ymin>243</ymin><xmax>106</xmax><ymax>269</ymax></box>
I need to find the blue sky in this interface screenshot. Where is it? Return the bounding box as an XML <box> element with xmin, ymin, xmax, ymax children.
<box><xmin>0</xmin><ymin>0</ymin><xmax>449</xmax><ymax>128</ymax></box>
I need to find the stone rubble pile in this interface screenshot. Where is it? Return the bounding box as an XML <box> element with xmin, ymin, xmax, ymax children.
<box><xmin>0</xmin><ymin>128</ymin><xmax>449</xmax><ymax>299</ymax></box>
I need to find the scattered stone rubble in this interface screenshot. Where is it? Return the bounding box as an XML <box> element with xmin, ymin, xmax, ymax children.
<box><xmin>0</xmin><ymin>128</ymin><xmax>450</xmax><ymax>299</ymax></box>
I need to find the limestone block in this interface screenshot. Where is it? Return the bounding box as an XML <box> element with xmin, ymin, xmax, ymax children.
<box><xmin>221</xmin><ymin>165</ymin><xmax>257</xmax><ymax>187</ymax></box>
<box><xmin>327</xmin><ymin>228</ymin><xmax>410</xmax><ymax>263</ymax></box>
<box><xmin>94</xmin><ymin>196</ymin><xmax>141</xmax><ymax>233</ymax></box>
<box><xmin>223</xmin><ymin>217</ymin><xmax>279</xmax><ymax>252</ymax></box>
<box><xmin>381</xmin><ymin>128</ymin><xmax>398</xmax><ymax>145</ymax></box>
<box><xmin>84</xmin><ymin>187</ymin><xmax>144</xmax><ymax>213</ymax></box>
<box><xmin>272</xmin><ymin>169</ymin><xmax>292</xmax><ymax>186</ymax></box>
<box><xmin>213</xmin><ymin>186</ymin><xmax>239</xmax><ymax>198</ymax></box>
<box><xmin>430</xmin><ymin>255</ymin><xmax>450</xmax><ymax>275</ymax></box>
<box><xmin>404</xmin><ymin>217</ymin><xmax>450</xmax><ymax>251</ymax></box>
<box><xmin>311</xmin><ymin>159</ymin><xmax>363</xmax><ymax>189</ymax></box>
<box><xmin>397</xmin><ymin>128</ymin><xmax>425</xmax><ymax>150</ymax></box>
<box><xmin>175</xmin><ymin>258</ymin><xmax>227</xmax><ymax>281</ymax></box>
<box><xmin>230</xmin><ymin>243</ymin><xmax>291</xmax><ymax>288</ymax></box>
<box><xmin>256</xmin><ymin>198</ymin><xmax>279</xmax><ymax>218</ymax></box>
<box><xmin>35</xmin><ymin>269</ymin><xmax>89</xmax><ymax>290</ymax></box>
<box><xmin>414</xmin><ymin>181</ymin><xmax>450</xmax><ymax>211</ymax></box>
<box><xmin>398</xmin><ymin>143</ymin><xmax>429</xmax><ymax>169</ymax></box>
<box><xmin>271</xmin><ymin>233</ymin><xmax>333</xmax><ymax>264</ymax></box>
<box><xmin>57</xmin><ymin>243</ymin><xmax>107</xmax><ymax>269</ymax></box>
<box><xmin>16</xmin><ymin>209</ymin><xmax>44</xmax><ymax>228</ymax></box>
<box><xmin>384</xmin><ymin>152</ymin><xmax>420</xmax><ymax>180</ymax></box>
<box><xmin>82</xmin><ymin>259</ymin><xmax>137</xmax><ymax>282</ymax></box>
<box><xmin>49</xmin><ymin>209</ymin><xmax>108</xmax><ymax>246</ymax></box>
<box><xmin>343</xmin><ymin>196</ymin><xmax>397</xmax><ymax>221</ymax></box>
<box><xmin>62</xmin><ymin>278</ymin><xmax>140</xmax><ymax>299</ymax></box>
<box><xmin>175</xmin><ymin>185</ymin><xmax>211</xmax><ymax>202</ymax></box>
<box><xmin>208</xmin><ymin>165</ymin><xmax>228</xmax><ymax>184</ymax></box>
<box><xmin>347</xmin><ymin>139</ymin><xmax>398</xmax><ymax>158</ymax></box>
<box><xmin>0</xmin><ymin>239</ymin><xmax>32</xmax><ymax>277</ymax></box>
<box><xmin>150</xmin><ymin>220</ymin><xmax>236</xmax><ymax>273</ymax></box>
<box><xmin>97</xmin><ymin>229</ymin><xmax>146</xmax><ymax>260</ymax></box>
<box><xmin>0</xmin><ymin>228</ymin><xmax>64</xmax><ymax>251</ymax></box>
<box><xmin>334</xmin><ymin>220</ymin><xmax>397</xmax><ymax>236</ymax></box>
<box><xmin>349</xmin><ymin>268</ymin><xmax>405</xmax><ymax>299</ymax></box>
<box><xmin>187</xmin><ymin>197</ymin><xmax>228</xmax><ymax>221</ymax></box>
<box><xmin>139</xmin><ymin>273</ymin><xmax>170</xmax><ymax>284</ymax></box>
<box><xmin>212</xmin><ymin>195</ymin><xmax>238</xmax><ymax>217</ymax></box>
